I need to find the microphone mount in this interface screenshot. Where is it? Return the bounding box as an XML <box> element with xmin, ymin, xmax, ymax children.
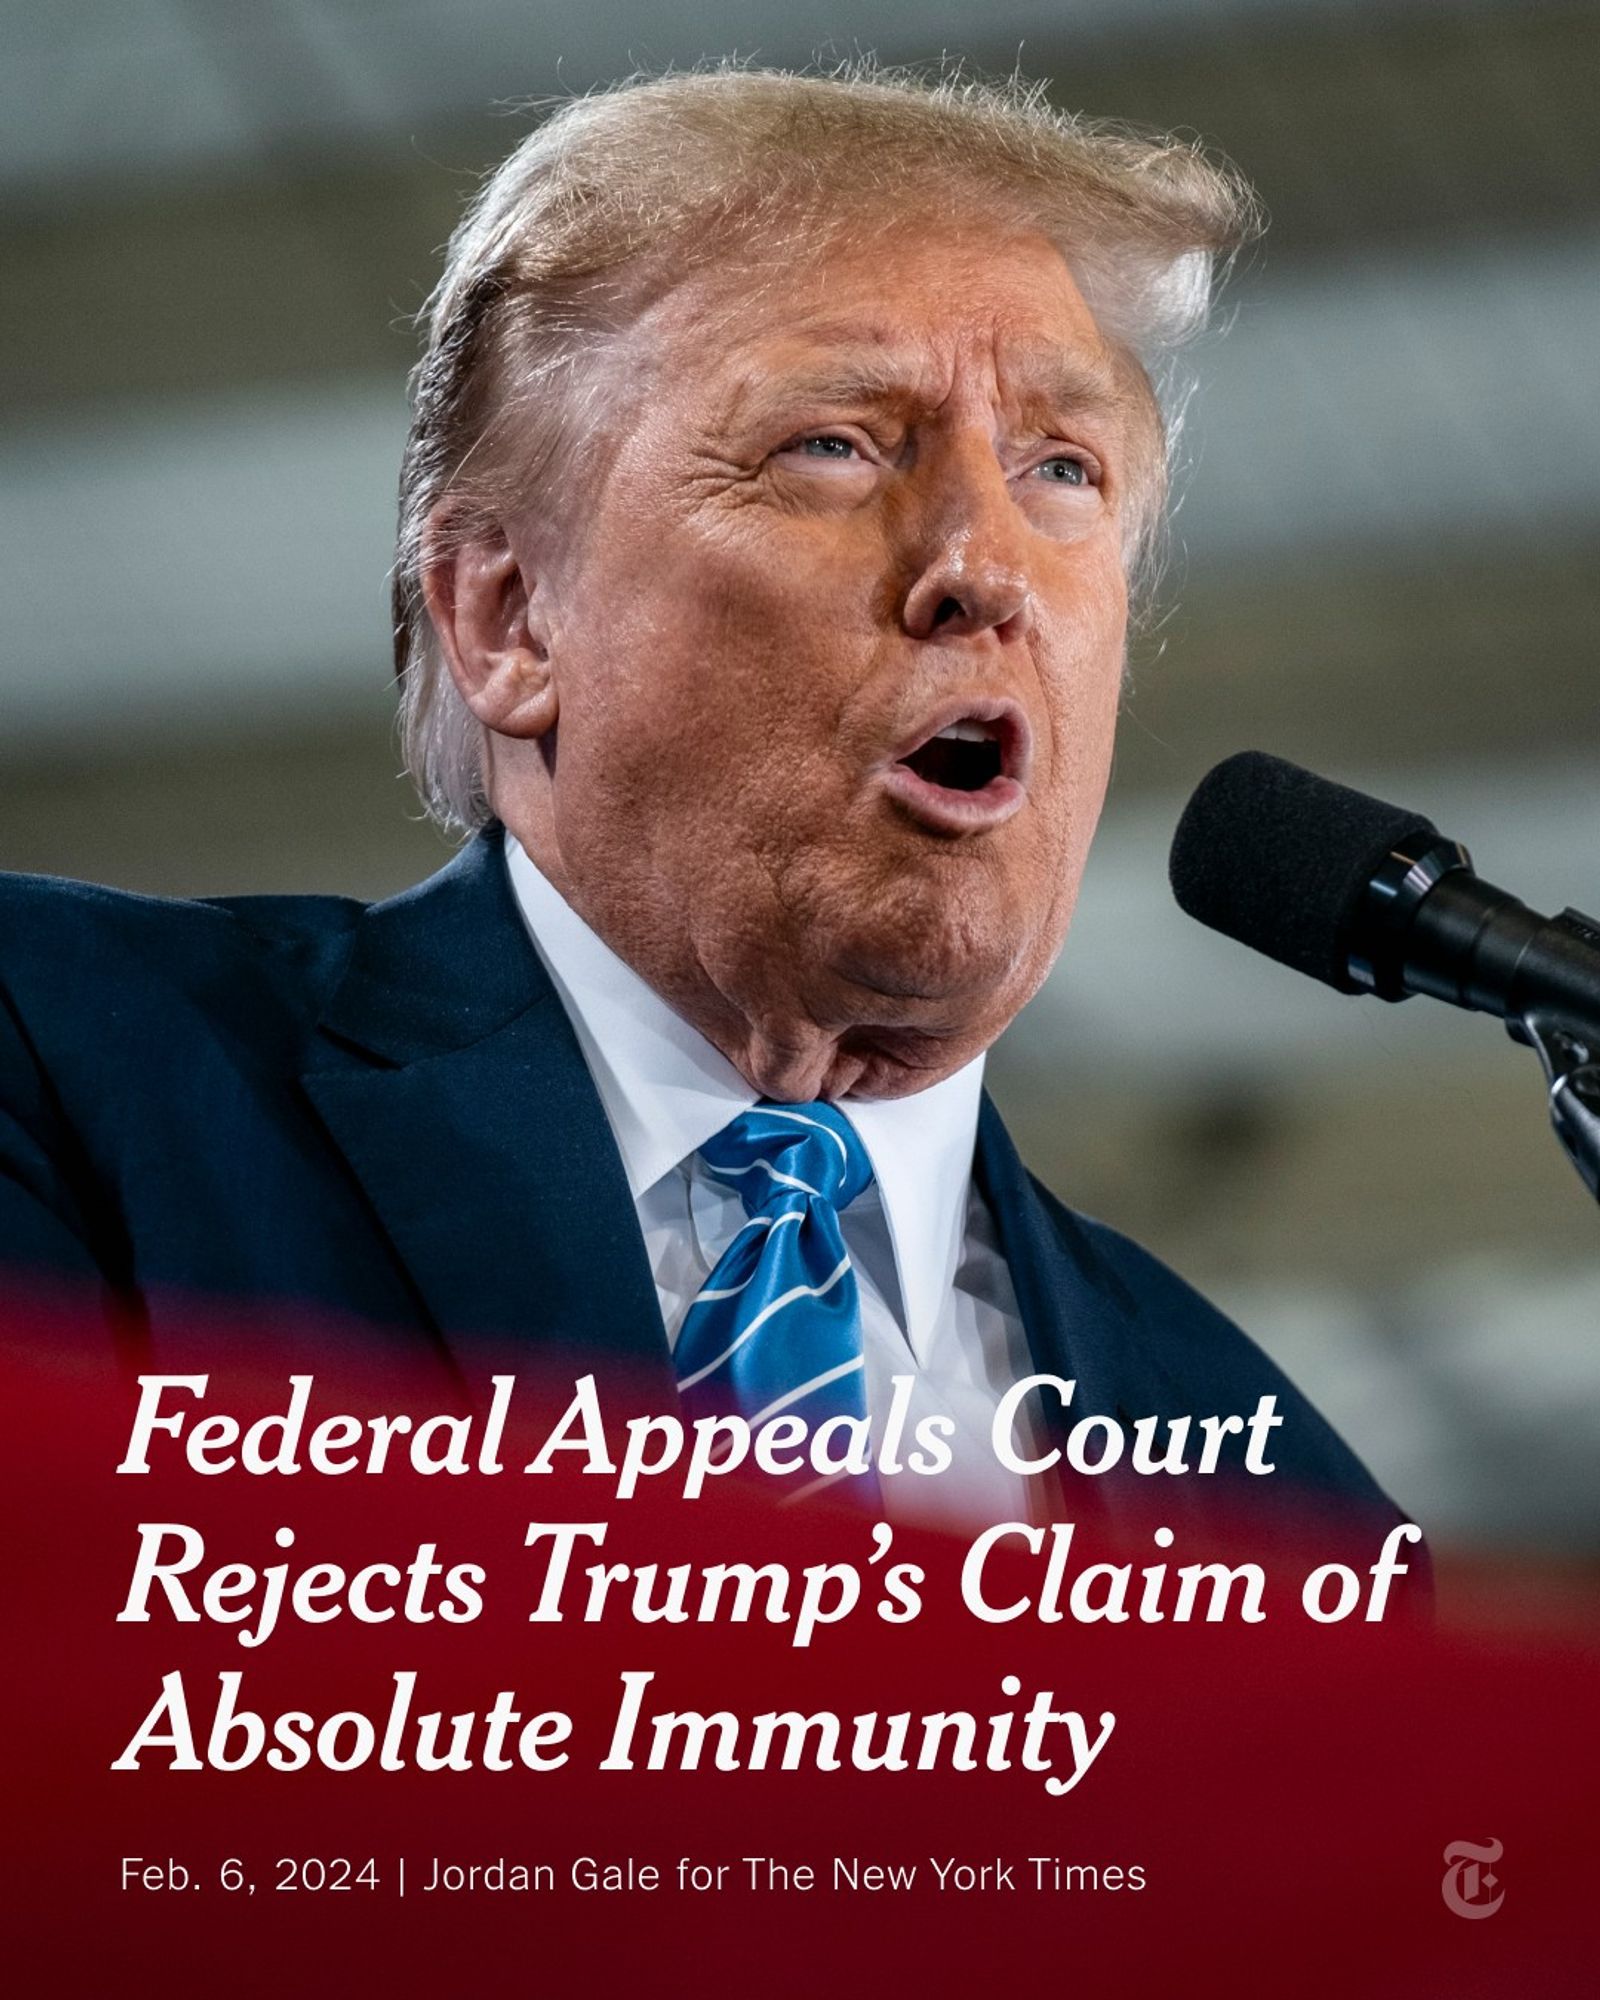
<box><xmin>1513</xmin><ymin>1004</ymin><xmax>1600</xmax><ymax>1204</ymax></box>
<box><xmin>1348</xmin><ymin>835</ymin><xmax>1600</xmax><ymax>1200</ymax></box>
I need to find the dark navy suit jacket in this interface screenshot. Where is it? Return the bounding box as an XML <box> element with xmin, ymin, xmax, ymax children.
<box><xmin>0</xmin><ymin>827</ymin><xmax>1414</xmax><ymax>1544</ymax></box>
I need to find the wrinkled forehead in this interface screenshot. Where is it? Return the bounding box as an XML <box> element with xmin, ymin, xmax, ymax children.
<box><xmin>639</xmin><ymin>216</ymin><xmax>1101</xmax><ymax>345</ymax></box>
<box><xmin>717</xmin><ymin>326</ymin><xmax>1141</xmax><ymax>441</ymax></box>
<box><xmin>620</xmin><ymin>219</ymin><xmax>1141</xmax><ymax>418</ymax></box>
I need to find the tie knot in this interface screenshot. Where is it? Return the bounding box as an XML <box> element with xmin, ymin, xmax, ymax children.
<box><xmin>698</xmin><ymin>1101</ymin><xmax>873</xmax><ymax>1218</ymax></box>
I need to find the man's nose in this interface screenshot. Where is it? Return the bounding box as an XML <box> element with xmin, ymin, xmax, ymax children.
<box><xmin>898</xmin><ymin>434</ymin><xmax>1035</xmax><ymax>644</ymax></box>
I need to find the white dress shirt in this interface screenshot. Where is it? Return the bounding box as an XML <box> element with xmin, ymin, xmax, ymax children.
<box><xmin>505</xmin><ymin>836</ymin><xmax>1039</xmax><ymax>1525</ymax></box>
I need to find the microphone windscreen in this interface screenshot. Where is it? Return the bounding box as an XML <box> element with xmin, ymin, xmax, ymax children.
<box><xmin>1168</xmin><ymin>751</ymin><xmax>1440</xmax><ymax>991</ymax></box>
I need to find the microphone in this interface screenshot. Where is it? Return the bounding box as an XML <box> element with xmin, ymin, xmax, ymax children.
<box><xmin>1168</xmin><ymin>751</ymin><xmax>1600</xmax><ymax>1036</ymax></box>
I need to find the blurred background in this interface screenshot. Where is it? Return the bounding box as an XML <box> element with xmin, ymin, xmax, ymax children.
<box><xmin>3</xmin><ymin>0</ymin><xmax>1597</xmax><ymax>1567</ymax></box>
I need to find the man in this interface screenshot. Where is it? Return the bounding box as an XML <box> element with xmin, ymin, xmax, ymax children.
<box><xmin>0</xmin><ymin>69</ymin><xmax>1405</xmax><ymax>1534</ymax></box>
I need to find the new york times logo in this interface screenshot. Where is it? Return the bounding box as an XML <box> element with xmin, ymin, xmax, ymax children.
<box><xmin>1441</xmin><ymin>1837</ymin><xmax>1504</xmax><ymax>1919</ymax></box>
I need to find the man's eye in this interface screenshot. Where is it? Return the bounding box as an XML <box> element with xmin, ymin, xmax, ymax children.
<box><xmin>795</xmin><ymin>434</ymin><xmax>858</xmax><ymax>459</ymax></box>
<box><xmin>1034</xmin><ymin>455</ymin><xmax>1092</xmax><ymax>487</ymax></box>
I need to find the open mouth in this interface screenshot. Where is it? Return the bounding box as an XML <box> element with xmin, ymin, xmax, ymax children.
<box><xmin>898</xmin><ymin>721</ymin><xmax>1007</xmax><ymax>794</ymax></box>
<box><xmin>881</xmin><ymin>702</ymin><xmax>1030</xmax><ymax>834</ymax></box>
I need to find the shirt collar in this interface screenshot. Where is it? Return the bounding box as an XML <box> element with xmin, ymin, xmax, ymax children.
<box><xmin>505</xmin><ymin>835</ymin><xmax>985</xmax><ymax>1356</ymax></box>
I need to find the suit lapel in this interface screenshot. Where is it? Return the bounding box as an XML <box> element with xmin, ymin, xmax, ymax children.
<box><xmin>975</xmin><ymin>1093</ymin><xmax>1186</xmax><ymax>1522</ymax></box>
<box><xmin>299</xmin><ymin>829</ymin><xmax>672</xmax><ymax>1396</ymax></box>
<box><xmin>975</xmin><ymin>1093</ymin><xmax>1135</xmax><ymax>1407</ymax></box>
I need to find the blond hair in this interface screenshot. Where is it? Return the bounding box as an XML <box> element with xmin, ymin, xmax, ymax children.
<box><xmin>395</xmin><ymin>63</ymin><xmax>1257</xmax><ymax>831</ymax></box>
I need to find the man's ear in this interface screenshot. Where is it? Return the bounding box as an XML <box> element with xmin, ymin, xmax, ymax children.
<box><xmin>420</xmin><ymin>513</ymin><xmax>557</xmax><ymax>741</ymax></box>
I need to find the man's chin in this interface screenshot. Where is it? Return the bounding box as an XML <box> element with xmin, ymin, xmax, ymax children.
<box><xmin>824</xmin><ymin>903</ymin><xmax>1037</xmax><ymax>1019</ymax></box>
<box><xmin>707</xmin><ymin>844</ymin><xmax>1063</xmax><ymax>1087</ymax></box>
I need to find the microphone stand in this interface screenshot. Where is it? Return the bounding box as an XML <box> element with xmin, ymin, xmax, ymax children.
<box><xmin>1512</xmin><ymin>1009</ymin><xmax>1600</xmax><ymax>1204</ymax></box>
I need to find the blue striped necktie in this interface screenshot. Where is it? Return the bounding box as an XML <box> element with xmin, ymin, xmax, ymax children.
<box><xmin>673</xmin><ymin>1101</ymin><xmax>874</xmax><ymax>1433</ymax></box>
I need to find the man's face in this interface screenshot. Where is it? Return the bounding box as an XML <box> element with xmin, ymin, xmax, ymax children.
<box><xmin>509</xmin><ymin>221</ymin><xmax>1137</xmax><ymax>1099</ymax></box>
